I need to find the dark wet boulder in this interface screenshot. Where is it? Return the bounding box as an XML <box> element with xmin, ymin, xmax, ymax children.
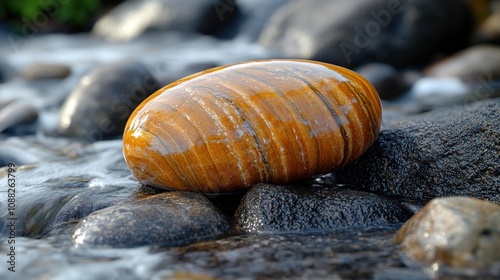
<box><xmin>235</xmin><ymin>184</ymin><xmax>412</xmax><ymax>233</ymax></box>
<box><xmin>72</xmin><ymin>192</ymin><xmax>230</xmax><ymax>248</ymax></box>
<box><xmin>58</xmin><ymin>60</ymin><xmax>160</xmax><ymax>141</ymax></box>
<box><xmin>258</xmin><ymin>0</ymin><xmax>473</xmax><ymax>68</ymax></box>
<box><xmin>337</xmin><ymin>98</ymin><xmax>500</xmax><ymax>203</ymax></box>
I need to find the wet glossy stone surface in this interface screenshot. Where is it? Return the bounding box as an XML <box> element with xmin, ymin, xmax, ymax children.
<box><xmin>72</xmin><ymin>192</ymin><xmax>230</xmax><ymax>248</ymax></box>
<box><xmin>235</xmin><ymin>184</ymin><xmax>412</xmax><ymax>233</ymax></box>
<box><xmin>396</xmin><ymin>197</ymin><xmax>500</xmax><ymax>269</ymax></box>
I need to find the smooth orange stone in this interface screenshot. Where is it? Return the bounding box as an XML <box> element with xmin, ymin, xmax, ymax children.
<box><xmin>123</xmin><ymin>60</ymin><xmax>382</xmax><ymax>193</ymax></box>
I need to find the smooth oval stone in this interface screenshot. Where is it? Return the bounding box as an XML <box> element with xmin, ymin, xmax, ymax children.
<box><xmin>0</xmin><ymin>100</ymin><xmax>38</xmax><ymax>134</ymax></box>
<box><xmin>235</xmin><ymin>184</ymin><xmax>412</xmax><ymax>233</ymax></box>
<box><xmin>20</xmin><ymin>63</ymin><xmax>71</xmax><ymax>80</ymax></box>
<box><xmin>58</xmin><ymin>60</ymin><xmax>160</xmax><ymax>141</ymax></box>
<box><xmin>395</xmin><ymin>197</ymin><xmax>500</xmax><ymax>268</ymax></box>
<box><xmin>72</xmin><ymin>192</ymin><xmax>230</xmax><ymax>248</ymax></box>
<box><xmin>92</xmin><ymin>0</ymin><xmax>239</xmax><ymax>41</ymax></box>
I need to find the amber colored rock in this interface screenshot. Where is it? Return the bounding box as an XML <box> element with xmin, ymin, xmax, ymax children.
<box><xmin>123</xmin><ymin>59</ymin><xmax>382</xmax><ymax>193</ymax></box>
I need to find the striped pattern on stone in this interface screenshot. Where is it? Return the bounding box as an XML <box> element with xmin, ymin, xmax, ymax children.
<box><xmin>123</xmin><ymin>60</ymin><xmax>382</xmax><ymax>193</ymax></box>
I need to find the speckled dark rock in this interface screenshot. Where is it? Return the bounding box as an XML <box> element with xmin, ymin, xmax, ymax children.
<box><xmin>337</xmin><ymin>98</ymin><xmax>500</xmax><ymax>203</ymax></box>
<box><xmin>235</xmin><ymin>184</ymin><xmax>412</xmax><ymax>233</ymax></box>
<box><xmin>0</xmin><ymin>100</ymin><xmax>38</xmax><ymax>135</ymax></box>
<box><xmin>72</xmin><ymin>192</ymin><xmax>230</xmax><ymax>248</ymax></box>
<box><xmin>58</xmin><ymin>60</ymin><xmax>160</xmax><ymax>141</ymax></box>
<box><xmin>258</xmin><ymin>0</ymin><xmax>473</xmax><ymax>68</ymax></box>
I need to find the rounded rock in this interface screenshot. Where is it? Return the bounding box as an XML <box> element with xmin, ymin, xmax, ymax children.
<box><xmin>72</xmin><ymin>192</ymin><xmax>230</xmax><ymax>248</ymax></box>
<box><xmin>235</xmin><ymin>183</ymin><xmax>413</xmax><ymax>233</ymax></box>
<box><xmin>20</xmin><ymin>63</ymin><xmax>71</xmax><ymax>80</ymax></box>
<box><xmin>337</xmin><ymin>98</ymin><xmax>500</xmax><ymax>203</ymax></box>
<box><xmin>58</xmin><ymin>60</ymin><xmax>160</xmax><ymax>141</ymax></box>
<box><xmin>395</xmin><ymin>197</ymin><xmax>500</xmax><ymax>268</ymax></box>
<box><xmin>123</xmin><ymin>59</ymin><xmax>382</xmax><ymax>193</ymax></box>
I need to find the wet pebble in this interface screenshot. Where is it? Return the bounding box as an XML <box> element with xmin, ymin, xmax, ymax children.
<box><xmin>337</xmin><ymin>98</ymin><xmax>500</xmax><ymax>203</ymax></box>
<box><xmin>235</xmin><ymin>184</ymin><xmax>412</xmax><ymax>233</ymax></box>
<box><xmin>58</xmin><ymin>60</ymin><xmax>160</xmax><ymax>141</ymax></box>
<box><xmin>19</xmin><ymin>63</ymin><xmax>71</xmax><ymax>80</ymax></box>
<box><xmin>258</xmin><ymin>0</ymin><xmax>473</xmax><ymax>68</ymax></box>
<box><xmin>395</xmin><ymin>197</ymin><xmax>500</xmax><ymax>268</ymax></box>
<box><xmin>72</xmin><ymin>191</ymin><xmax>230</xmax><ymax>248</ymax></box>
<box><xmin>93</xmin><ymin>0</ymin><xmax>239</xmax><ymax>41</ymax></box>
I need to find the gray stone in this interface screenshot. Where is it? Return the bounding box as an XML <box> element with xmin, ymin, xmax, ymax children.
<box><xmin>337</xmin><ymin>98</ymin><xmax>500</xmax><ymax>203</ymax></box>
<box><xmin>58</xmin><ymin>60</ymin><xmax>160</xmax><ymax>141</ymax></box>
<box><xmin>395</xmin><ymin>197</ymin><xmax>500</xmax><ymax>268</ymax></box>
<box><xmin>356</xmin><ymin>63</ymin><xmax>406</xmax><ymax>100</ymax></box>
<box><xmin>92</xmin><ymin>0</ymin><xmax>239</xmax><ymax>41</ymax></box>
<box><xmin>19</xmin><ymin>63</ymin><xmax>71</xmax><ymax>80</ymax></box>
<box><xmin>398</xmin><ymin>45</ymin><xmax>500</xmax><ymax>112</ymax></box>
<box><xmin>72</xmin><ymin>191</ymin><xmax>230</xmax><ymax>248</ymax></box>
<box><xmin>0</xmin><ymin>100</ymin><xmax>38</xmax><ymax>135</ymax></box>
<box><xmin>258</xmin><ymin>0</ymin><xmax>473</xmax><ymax>68</ymax></box>
<box><xmin>235</xmin><ymin>184</ymin><xmax>412</xmax><ymax>233</ymax></box>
